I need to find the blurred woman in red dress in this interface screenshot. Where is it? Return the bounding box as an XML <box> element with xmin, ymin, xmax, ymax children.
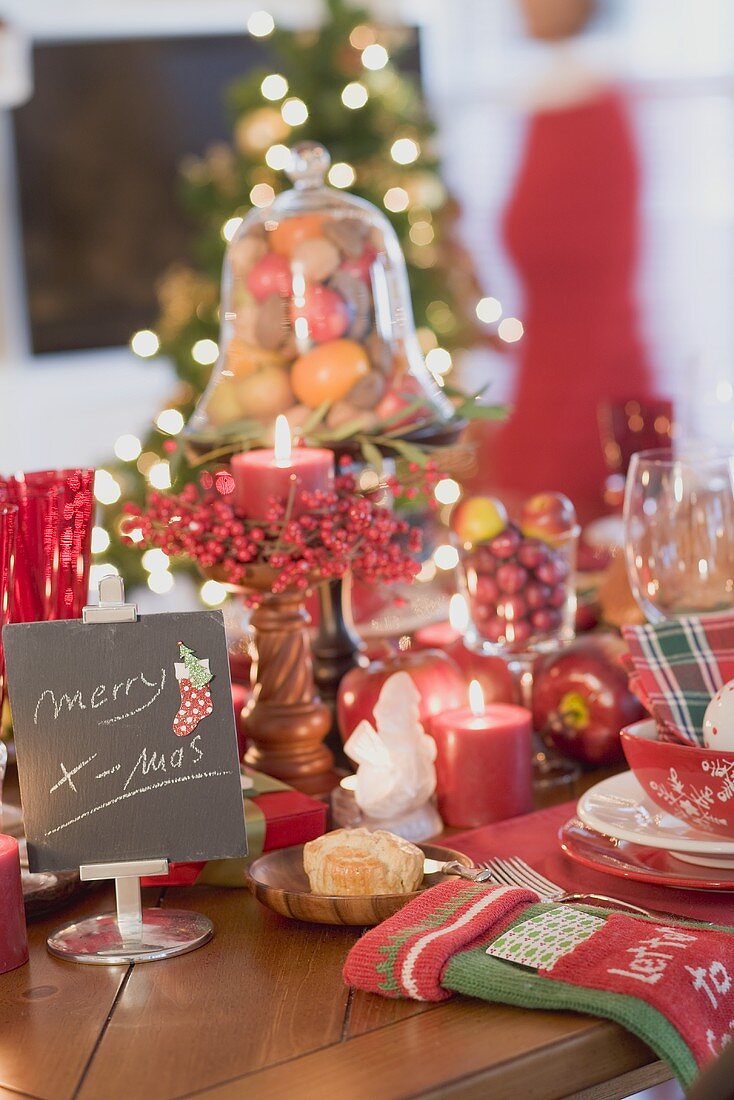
<box><xmin>478</xmin><ymin>0</ymin><xmax>655</xmax><ymax>523</ymax></box>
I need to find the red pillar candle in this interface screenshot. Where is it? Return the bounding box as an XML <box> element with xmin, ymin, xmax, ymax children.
<box><xmin>0</xmin><ymin>835</ymin><xmax>28</xmax><ymax>974</ymax></box>
<box><xmin>230</xmin><ymin>415</ymin><xmax>334</xmax><ymax>520</ymax></box>
<box><xmin>428</xmin><ymin>682</ymin><xmax>533</xmax><ymax>828</ymax></box>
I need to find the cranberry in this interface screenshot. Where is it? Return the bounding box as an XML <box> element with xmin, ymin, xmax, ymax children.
<box><xmin>481</xmin><ymin>616</ymin><xmax>506</xmax><ymax>644</ymax></box>
<box><xmin>496</xmin><ymin>562</ymin><xmax>529</xmax><ymax>595</ymax></box>
<box><xmin>533</xmin><ymin>561</ymin><xmax>553</xmax><ymax>585</ymax></box>
<box><xmin>475</xmin><ymin>575</ymin><xmax>499</xmax><ymax>604</ymax></box>
<box><xmin>497</xmin><ymin>594</ymin><xmax>528</xmax><ymax>621</ymax></box>
<box><xmin>471</xmin><ymin>546</ymin><xmax>497</xmax><ymax>575</ymax></box>
<box><xmin>471</xmin><ymin>599</ymin><xmax>493</xmax><ymax>623</ymax></box>
<box><xmin>488</xmin><ymin>526</ymin><xmax>521</xmax><ymax>560</ymax></box>
<box><xmin>525</xmin><ymin>580</ymin><xmax>552</xmax><ymax>610</ymax></box>
<box><xmin>530</xmin><ymin>608</ymin><xmax>562</xmax><ymax>633</ymax></box>
<box><xmin>517</xmin><ymin>539</ymin><xmax>550</xmax><ymax>571</ymax></box>
<box><xmin>508</xmin><ymin>619</ymin><xmax>532</xmax><ymax>645</ymax></box>
<box><xmin>548</xmin><ymin>584</ymin><xmax>568</xmax><ymax>608</ymax></box>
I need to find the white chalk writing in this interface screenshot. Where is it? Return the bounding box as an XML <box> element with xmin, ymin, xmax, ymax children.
<box><xmin>94</xmin><ymin>764</ymin><xmax>121</xmax><ymax>779</ymax></box>
<box><xmin>123</xmin><ymin>734</ymin><xmax>203</xmax><ymax>791</ymax></box>
<box><xmin>97</xmin><ymin>669</ymin><xmax>166</xmax><ymax>726</ymax></box>
<box><xmin>49</xmin><ymin>754</ymin><xmax>97</xmax><ymax>795</ymax></box>
<box><xmin>43</xmin><ymin>770</ymin><xmax>234</xmax><ymax>837</ymax></box>
<box><xmin>34</xmin><ymin>667</ymin><xmax>166</xmax><ymax>729</ymax></box>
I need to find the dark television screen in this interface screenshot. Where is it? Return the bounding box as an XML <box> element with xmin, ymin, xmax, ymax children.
<box><xmin>13</xmin><ymin>35</ymin><xmax>263</xmax><ymax>354</ymax></box>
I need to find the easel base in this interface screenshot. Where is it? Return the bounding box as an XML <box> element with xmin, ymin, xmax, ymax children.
<box><xmin>47</xmin><ymin>908</ymin><xmax>213</xmax><ymax>964</ymax></box>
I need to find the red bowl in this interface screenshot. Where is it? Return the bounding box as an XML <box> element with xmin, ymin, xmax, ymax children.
<box><xmin>621</xmin><ymin>719</ymin><xmax>734</xmax><ymax>839</ymax></box>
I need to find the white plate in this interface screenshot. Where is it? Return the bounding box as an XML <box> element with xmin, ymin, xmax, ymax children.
<box><xmin>577</xmin><ymin>772</ymin><xmax>734</xmax><ymax>860</ymax></box>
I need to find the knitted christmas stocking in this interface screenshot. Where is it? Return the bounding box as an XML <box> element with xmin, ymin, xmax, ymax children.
<box><xmin>343</xmin><ymin>880</ymin><xmax>539</xmax><ymax>1001</ymax></box>
<box><xmin>344</xmin><ymin>879</ymin><xmax>734</xmax><ymax>1087</ymax></box>
<box><xmin>173</xmin><ymin>642</ymin><xmax>213</xmax><ymax>737</ymax></box>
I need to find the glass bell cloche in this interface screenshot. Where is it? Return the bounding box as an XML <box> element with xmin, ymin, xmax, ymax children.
<box><xmin>184</xmin><ymin>141</ymin><xmax>453</xmax><ymax>460</ymax></box>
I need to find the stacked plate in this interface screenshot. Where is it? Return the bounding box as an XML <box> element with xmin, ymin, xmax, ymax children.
<box><xmin>560</xmin><ymin>772</ymin><xmax>734</xmax><ymax>891</ymax></box>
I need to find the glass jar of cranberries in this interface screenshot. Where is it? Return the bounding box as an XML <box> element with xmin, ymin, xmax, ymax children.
<box><xmin>452</xmin><ymin>493</ymin><xmax>580</xmax><ymax>656</ymax></box>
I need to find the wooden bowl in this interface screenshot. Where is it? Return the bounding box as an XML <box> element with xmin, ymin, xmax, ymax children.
<box><xmin>246</xmin><ymin>842</ymin><xmax>473</xmax><ymax>925</ymax></box>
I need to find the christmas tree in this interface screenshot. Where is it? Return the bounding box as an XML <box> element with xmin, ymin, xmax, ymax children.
<box><xmin>101</xmin><ymin>0</ymin><xmax>493</xmax><ymax>595</ymax></box>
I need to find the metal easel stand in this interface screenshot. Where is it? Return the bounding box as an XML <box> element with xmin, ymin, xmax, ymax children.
<box><xmin>46</xmin><ymin>576</ymin><xmax>214</xmax><ymax>965</ymax></box>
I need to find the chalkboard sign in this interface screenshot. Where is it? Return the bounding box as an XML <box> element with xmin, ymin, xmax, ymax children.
<box><xmin>3</xmin><ymin>610</ymin><xmax>247</xmax><ymax>873</ymax></box>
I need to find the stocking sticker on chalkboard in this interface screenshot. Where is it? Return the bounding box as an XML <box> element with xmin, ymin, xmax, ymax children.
<box><xmin>173</xmin><ymin>642</ymin><xmax>214</xmax><ymax>738</ymax></box>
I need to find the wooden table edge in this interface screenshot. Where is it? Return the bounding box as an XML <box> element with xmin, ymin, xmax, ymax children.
<box><xmin>172</xmin><ymin>998</ymin><xmax>668</xmax><ymax>1100</ymax></box>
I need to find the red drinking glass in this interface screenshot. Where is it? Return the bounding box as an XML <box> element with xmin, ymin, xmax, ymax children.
<box><xmin>1</xmin><ymin>485</ymin><xmax>60</xmax><ymax>622</ymax></box>
<box><xmin>1</xmin><ymin>469</ymin><xmax>94</xmax><ymax>621</ymax></box>
<box><xmin>0</xmin><ymin>504</ymin><xmax>17</xmax><ymax>711</ymax></box>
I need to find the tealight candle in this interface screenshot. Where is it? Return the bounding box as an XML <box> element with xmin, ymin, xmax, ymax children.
<box><xmin>0</xmin><ymin>835</ymin><xmax>28</xmax><ymax>974</ymax></box>
<box><xmin>428</xmin><ymin>681</ymin><xmax>533</xmax><ymax>828</ymax></box>
<box><xmin>231</xmin><ymin>415</ymin><xmax>334</xmax><ymax>520</ymax></box>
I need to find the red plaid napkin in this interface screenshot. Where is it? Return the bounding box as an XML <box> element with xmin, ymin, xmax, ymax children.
<box><xmin>622</xmin><ymin>614</ymin><xmax>734</xmax><ymax>745</ymax></box>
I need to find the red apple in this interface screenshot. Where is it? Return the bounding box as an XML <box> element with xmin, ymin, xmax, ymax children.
<box><xmin>291</xmin><ymin>283</ymin><xmax>350</xmax><ymax>343</ymax></box>
<box><xmin>374</xmin><ymin>374</ymin><xmax>427</xmax><ymax>431</ymax></box>
<box><xmin>340</xmin><ymin>245</ymin><xmax>377</xmax><ymax>283</ymax></box>
<box><xmin>411</xmin><ymin>621</ymin><xmax>461</xmax><ymax>651</ymax></box>
<box><xmin>520</xmin><ymin>492</ymin><xmax>577</xmax><ymax>545</ymax></box>
<box><xmin>337</xmin><ymin>648</ymin><xmax>467</xmax><ymax>742</ymax></box>
<box><xmin>532</xmin><ymin>638</ymin><xmax>645</xmax><ymax>766</ymax></box>
<box><xmin>246</xmin><ymin>252</ymin><xmax>292</xmax><ymax>300</ymax></box>
<box><xmin>446</xmin><ymin>640</ymin><xmax>517</xmax><ymax>705</ymax></box>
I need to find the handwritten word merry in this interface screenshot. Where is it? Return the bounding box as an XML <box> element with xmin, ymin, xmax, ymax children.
<box><xmin>34</xmin><ymin>668</ymin><xmax>166</xmax><ymax>727</ymax></box>
<box><xmin>608</xmin><ymin>925</ymin><xmax>698</xmax><ymax>985</ymax></box>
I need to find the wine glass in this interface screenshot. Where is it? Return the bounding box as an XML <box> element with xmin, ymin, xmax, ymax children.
<box><xmin>623</xmin><ymin>448</ymin><xmax>734</xmax><ymax>622</ymax></box>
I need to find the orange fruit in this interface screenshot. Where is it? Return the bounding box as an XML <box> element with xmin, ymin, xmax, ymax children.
<box><xmin>225</xmin><ymin>339</ymin><xmax>284</xmax><ymax>379</ymax></box>
<box><xmin>291</xmin><ymin>340</ymin><xmax>371</xmax><ymax>409</ymax></box>
<box><xmin>235</xmin><ymin>365</ymin><xmax>293</xmax><ymax>419</ymax></box>
<box><xmin>267</xmin><ymin>214</ymin><xmax>325</xmax><ymax>257</ymax></box>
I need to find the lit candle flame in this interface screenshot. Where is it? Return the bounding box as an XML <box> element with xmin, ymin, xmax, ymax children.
<box><xmin>449</xmin><ymin>593</ymin><xmax>469</xmax><ymax>633</ymax></box>
<box><xmin>274</xmin><ymin>414</ymin><xmax>292</xmax><ymax>468</ymax></box>
<box><xmin>469</xmin><ymin>679</ymin><xmax>485</xmax><ymax>716</ymax></box>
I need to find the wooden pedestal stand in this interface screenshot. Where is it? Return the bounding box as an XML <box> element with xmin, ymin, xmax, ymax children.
<box><xmin>220</xmin><ymin>566</ymin><xmax>337</xmax><ymax>797</ymax></box>
<box><xmin>312</xmin><ymin>574</ymin><xmax>363</xmax><ymax>768</ymax></box>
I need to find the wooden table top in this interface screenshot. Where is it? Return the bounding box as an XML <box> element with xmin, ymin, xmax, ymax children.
<box><xmin>0</xmin><ymin>770</ymin><xmax>674</xmax><ymax>1100</ymax></box>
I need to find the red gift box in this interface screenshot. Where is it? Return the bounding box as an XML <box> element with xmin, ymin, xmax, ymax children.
<box><xmin>142</xmin><ymin>770</ymin><xmax>326</xmax><ymax>887</ymax></box>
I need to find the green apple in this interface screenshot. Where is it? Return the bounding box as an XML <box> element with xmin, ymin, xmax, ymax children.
<box><xmin>451</xmin><ymin>495</ymin><xmax>508</xmax><ymax>546</ymax></box>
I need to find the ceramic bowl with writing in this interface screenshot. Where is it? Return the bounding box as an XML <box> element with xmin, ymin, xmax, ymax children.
<box><xmin>621</xmin><ymin>719</ymin><xmax>734</xmax><ymax>839</ymax></box>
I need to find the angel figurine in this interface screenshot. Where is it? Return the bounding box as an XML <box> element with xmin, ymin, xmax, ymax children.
<box><xmin>343</xmin><ymin>672</ymin><xmax>438</xmax><ymax>827</ymax></box>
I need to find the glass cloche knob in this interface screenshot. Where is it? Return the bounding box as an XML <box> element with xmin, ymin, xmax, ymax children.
<box><xmin>286</xmin><ymin>141</ymin><xmax>331</xmax><ymax>190</ymax></box>
<box><xmin>185</xmin><ymin>141</ymin><xmax>453</xmax><ymax>460</ymax></box>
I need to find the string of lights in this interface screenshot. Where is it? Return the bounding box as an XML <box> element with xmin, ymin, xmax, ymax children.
<box><xmin>101</xmin><ymin>0</ymin><xmax>520</xmax><ymax>594</ymax></box>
